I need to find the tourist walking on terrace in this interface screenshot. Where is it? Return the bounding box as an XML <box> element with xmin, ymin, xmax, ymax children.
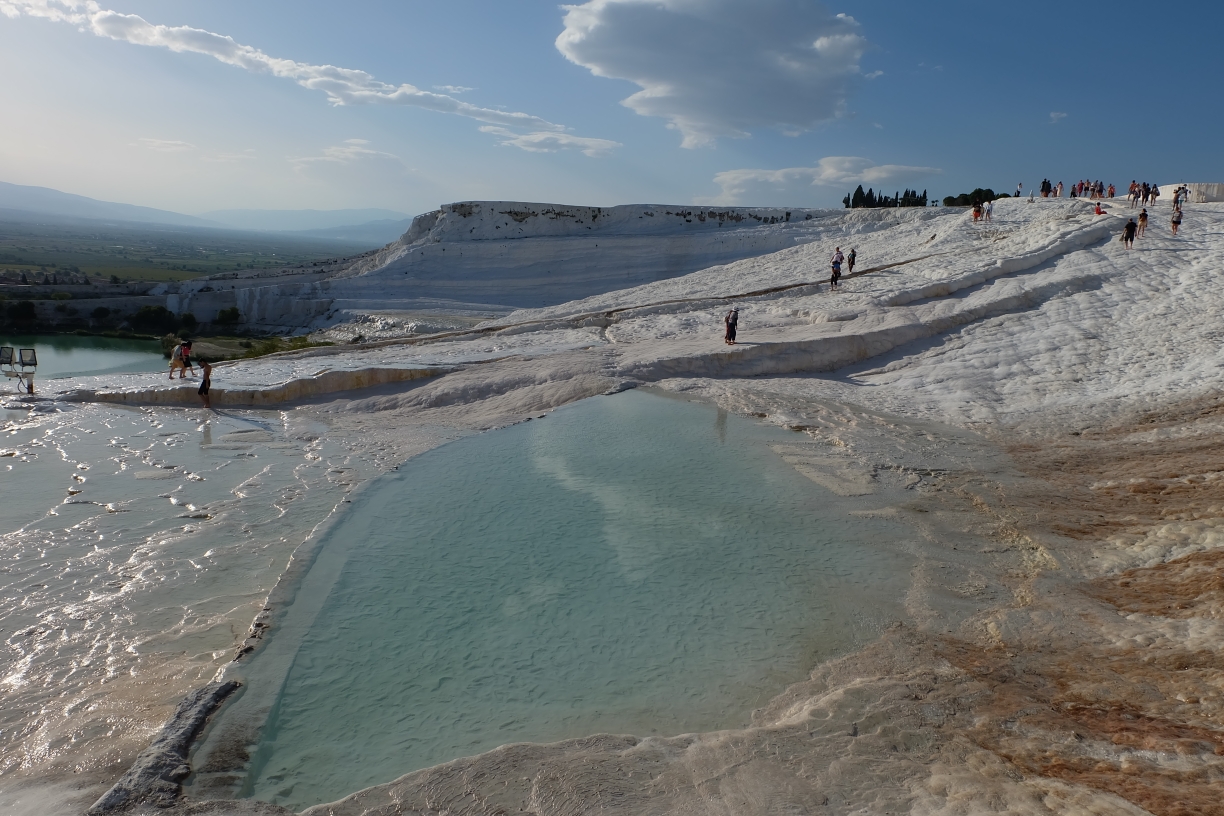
<box><xmin>181</xmin><ymin>341</ymin><xmax>195</xmax><ymax>378</ymax></box>
<box><xmin>1171</xmin><ymin>208</ymin><xmax>1183</xmax><ymax>236</ymax></box>
<box><xmin>168</xmin><ymin>339</ymin><xmax>193</xmax><ymax>379</ymax></box>
<box><xmin>1138</xmin><ymin>208</ymin><xmax>1149</xmax><ymax>237</ymax></box>
<box><xmin>1122</xmin><ymin>218</ymin><xmax>1138</xmax><ymax>248</ymax></box>
<box><xmin>830</xmin><ymin>248</ymin><xmax>844</xmax><ymax>289</ymax></box>
<box><xmin>846</xmin><ymin>248</ymin><xmax>857</xmax><ymax>276</ymax></box>
<box><xmin>723</xmin><ymin>307</ymin><xmax>738</xmax><ymax>345</ymax></box>
<box><xmin>198</xmin><ymin>360</ymin><xmax>212</xmax><ymax>409</ymax></box>
<box><xmin>985</xmin><ymin>199</ymin><xmax>994</xmax><ymax>221</ymax></box>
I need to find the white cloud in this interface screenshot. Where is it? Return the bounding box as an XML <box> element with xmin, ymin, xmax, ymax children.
<box><xmin>433</xmin><ymin>85</ymin><xmax>474</xmax><ymax>94</ymax></box>
<box><xmin>132</xmin><ymin>137</ymin><xmax>194</xmax><ymax>152</ymax></box>
<box><xmin>3</xmin><ymin>0</ymin><xmax>614</xmax><ymax>155</ymax></box>
<box><xmin>557</xmin><ymin>0</ymin><xmax>870</xmax><ymax>147</ymax></box>
<box><xmin>478</xmin><ymin>126</ymin><xmax>622</xmax><ymax>157</ymax></box>
<box><xmin>201</xmin><ymin>150</ymin><xmax>257</xmax><ymax>163</ymax></box>
<box><xmin>290</xmin><ymin>139</ymin><xmax>404</xmax><ymax>170</ymax></box>
<box><xmin>864</xmin><ymin>70</ymin><xmax>883</xmax><ymax>79</ymax></box>
<box><xmin>1049</xmin><ymin>111</ymin><xmax>1067</xmax><ymax>124</ymax></box>
<box><xmin>287</xmin><ymin>140</ymin><xmax>418</xmax><ymax>196</ymax></box>
<box><xmin>698</xmin><ymin>156</ymin><xmax>941</xmax><ymax>205</ymax></box>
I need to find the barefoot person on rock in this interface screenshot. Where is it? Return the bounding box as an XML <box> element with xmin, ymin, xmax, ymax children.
<box><xmin>198</xmin><ymin>360</ymin><xmax>213</xmax><ymax>409</ymax></box>
<box><xmin>723</xmin><ymin>307</ymin><xmax>739</xmax><ymax>345</ymax></box>
<box><xmin>168</xmin><ymin>339</ymin><xmax>193</xmax><ymax>379</ymax></box>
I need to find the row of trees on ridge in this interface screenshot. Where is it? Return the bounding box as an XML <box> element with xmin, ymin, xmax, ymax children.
<box><xmin>842</xmin><ymin>186</ymin><xmax>928</xmax><ymax>209</ymax></box>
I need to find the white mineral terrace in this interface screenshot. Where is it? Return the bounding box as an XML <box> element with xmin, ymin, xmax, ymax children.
<box><xmin>5</xmin><ymin>196</ymin><xmax>1224</xmax><ymax>816</ymax></box>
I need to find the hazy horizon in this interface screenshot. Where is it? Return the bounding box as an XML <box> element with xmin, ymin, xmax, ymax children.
<box><xmin>2</xmin><ymin>1</ymin><xmax>1220</xmax><ymax>217</ymax></box>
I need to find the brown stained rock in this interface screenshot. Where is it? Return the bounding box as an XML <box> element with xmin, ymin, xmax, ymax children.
<box><xmin>1089</xmin><ymin>549</ymin><xmax>1224</xmax><ymax>619</ymax></box>
<box><xmin>1006</xmin><ymin>396</ymin><xmax>1224</xmax><ymax>540</ymax></box>
<box><xmin>929</xmin><ymin>629</ymin><xmax>1224</xmax><ymax>816</ymax></box>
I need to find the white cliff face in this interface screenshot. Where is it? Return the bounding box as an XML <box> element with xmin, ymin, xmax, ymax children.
<box><xmin>322</xmin><ymin>202</ymin><xmax>941</xmax><ymax>315</ymax></box>
<box><xmin>158</xmin><ymin>202</ymin><xmax>866</xmax><ymax>332</ymax></box>
<box><xmin>401</xmin><ymin>201</ymin><xmax>817</xmax><ymax>243</ymax></box>
<box><xmin>150</xmin><ymin>202</ymin><xmax>950</xmax><ymax>334</ymax></box>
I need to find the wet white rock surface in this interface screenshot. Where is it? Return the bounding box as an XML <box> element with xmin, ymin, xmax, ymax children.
<box><xmin>7</xmin><ymin>197</ymin><xmax>1224</xmax><ymax>815</ymax></box>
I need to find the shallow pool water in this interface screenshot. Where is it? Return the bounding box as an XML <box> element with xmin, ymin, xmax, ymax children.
<box><xmin>0</xmin><ymin>399</ymin><xmax>358</xmax><ymax>798</ymax></box>
<box><xmin>0</xmin><ymin>334</ymin><xmax>164</xmax><ymax>380</ymax></box>
<box><xmin>205</xmin><ymin>389</ymin><xmax>913</xmax><ymax>809</ymax></box>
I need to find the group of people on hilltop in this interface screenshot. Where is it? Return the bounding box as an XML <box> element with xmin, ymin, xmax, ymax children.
<box><xmin>722</xmin><ymin>174</ymin><xmax>1193</xmax><ymax>342</ymax></box>
<box><xmin>1121</xmin><ymin>190</ymin><xmax>1187</xmax><ymax>246</ymax></box>
<box><xmin>1036</xmin><ymin>179</ymin><xmax>1118</xmax><ymax>200</ymax></box>
<box><xmin>1070</xmin><ymin>180</ymin><xmax>1113</xmax><ymax>199</ymax></box>
<box><xmin>1127</xmin><ymin>181</ymin><xmax>1161</xmax><ymax>208</ymax></box>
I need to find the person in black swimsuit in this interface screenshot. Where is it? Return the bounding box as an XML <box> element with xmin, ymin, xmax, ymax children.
<box><xmin>1122</xmin><ymin>219</ymin><xmax>1138</xmax><ymax>249</ymax></box>
<box><xmin>198</xmin><ymin>360</ymin><xmax>212</xmax><ymax>409</ymax></box>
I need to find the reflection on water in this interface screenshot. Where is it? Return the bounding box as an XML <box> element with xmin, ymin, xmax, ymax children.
<box><xmin>217</xmin><ymin>390</ymin><xmax>913</xmax><ymax>810</ymax></box>
<box><xmin>0</xmin><ymin>334</ymin><xmax>165</xmax><ymax>380</ymax></box>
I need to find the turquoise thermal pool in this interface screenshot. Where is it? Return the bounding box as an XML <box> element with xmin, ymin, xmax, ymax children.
<box><xmin>201</xmin><ymin>389</ymin><xmax>913</xmax><ymax>810</ymax></box>
<box><xmin>0</xmin><ymin>334</ymin><xmax>164</xmax><ymax>380</ymax></box>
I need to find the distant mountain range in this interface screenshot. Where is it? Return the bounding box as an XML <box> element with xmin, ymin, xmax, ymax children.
<box><xmin>0</xmin><ymin>180</ymin><xmax>221</xmax><ymax>228</ymax></box>
<box><xmin>0</xmin><ymin>181</ymin><xmax>413</xmax><ymax>245</ymax></box>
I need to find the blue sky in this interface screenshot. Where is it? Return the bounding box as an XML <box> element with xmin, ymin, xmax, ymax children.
<box><xmin>1</xmin><ymin>0</ymin><xmax>1221</xmax><ymax>216</ymax></box>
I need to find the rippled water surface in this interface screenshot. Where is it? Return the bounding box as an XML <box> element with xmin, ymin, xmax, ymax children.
<box><xmin>213</xmin><ymin>390</ymin><xmax>913</xmax><ymax>810</ymax></box>
<box><xmin>0</xmin><ymin>400</ymin><xmax>357</xmax><ymax>800</ymax></box>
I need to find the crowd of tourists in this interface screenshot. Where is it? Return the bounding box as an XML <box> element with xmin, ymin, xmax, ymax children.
<box><xmin>1127</xmin><ymin>181</ymin><xmax>1161</xmax><ymax>208</ymax></box>
<box><xmin>1120</xmin><ymin>184</ymin><xmax>1190</xmax><ymax>247</ymax></box>
<box><xmin>1033</xmin><ymin>179</ymin><xmax>1116</xmax><ymax>199</ymax></box>
<box><xmin>724</xmin><ymin>178</ymin><xmax>1197</xmax><ymax>341</ymax></box>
